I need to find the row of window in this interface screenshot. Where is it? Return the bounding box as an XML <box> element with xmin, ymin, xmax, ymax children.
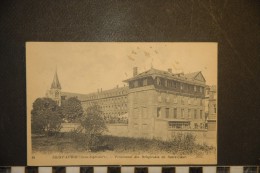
<box><xmin>132</xmin><ymin>77</ymin><xmax>204</xmax><ymax>94</ymax></box>
<box><xmin>168</xmin><ymin>122</ymin><xmax>206</xmax><ymax>129</ymax></box>
<box><xmin>158</xmin><ymin>95</ymin><xmax>204</xmax><ymax>106</ymax></box>
<box><xmin>157</xmin><ymin>107</ymin><xmax>204</xmax><ymax>119</ymax></box>
<box><xmin>132</xmin><ymin>107</ymin><xmax>204</xmax><ymax>120</ymax></box>
<box><xmin>87</xmin><ymin>90</ymin><xmax>127</xmax><ymax>100</ymax></box>
<box><xmin>86</xmin><ymin>96</ymin><xmax>127</xmax><ymax>105</ymax></box>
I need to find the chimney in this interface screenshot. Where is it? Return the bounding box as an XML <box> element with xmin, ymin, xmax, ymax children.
<box><xmin>168</xmin><ymin>68</ymin><xmax>172</xmax><ymax>73</ymax></box>
<box><xmin>133</xmin><ymin>67</ymin><xmax>138</xmax><ymax>77</ymax></box>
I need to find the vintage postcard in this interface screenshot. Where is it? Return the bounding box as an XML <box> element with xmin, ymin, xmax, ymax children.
<box><xmin>26</xmin><ymin>42</ymin><xmax>217</xmax><ymax>165</ymax></box>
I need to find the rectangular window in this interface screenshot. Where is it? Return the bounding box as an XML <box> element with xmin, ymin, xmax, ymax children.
<box><xmin>200</xmin><ymin>87</ymin><xmax>203</xmax><ymax>93</ymax></box>
<box><xmin>181</xmin><ymin>109</ymin><xmax>184</xmax><ymax>118</ymax></box>
<box><xmin>143</xmin><ymin>79</ymin><xmax>148</xmax><ymax>86</ymax></box>
<box><xmin>142</xmin><ymin>124</ymin><xmax>148</xmax><ymax>130</ymax></box>
<box><xmin>157</xmin><ymin>107</ymin><xmax>161</xmax><ymax>118</ymax></box>
<box><xmin>188</xmin><ymin>109</ymin><xmax>191</xmax><ymax>118</ymax></box>
<box><xmin>200</xmin><ymin>110</ymin><xmax>203</xmax><ymax>119</ymax></box>
<box><xmin>200</xmin><ymin>99</ymin><xmax>203</xmax><ymax>106</ymax></box>
<box><xmin>181</xmin><ymin>97</ymin><xmax>185</xmax><ymax>105</ymax></box>
<box><xmin>173</xmin><ymin>108</ymin><xmax>177</xmax><ymax>118</ymax></box>
<box><xmin>214</xmin><ymin>104</ymin><xmax>217</xmax><ymax>113</ymax></box>
<box><xmin>174</xmin><ymin>96</ymin><xmax>178</xmax><ymax>104</ymax></box>
<box><xmin>134</xmin><ymin>80</ymin><xmax>138</xmax><ymax>87</ymax></box>
<box><xmin>157</xmin><ymin>77</ymin><xmax>161</xmax><ymax>85</ymax></box>
<box><xmin>165</xmin><ymin>108</ymin><xmax>170</xmax><ymax>118</ymax></box>
<box><xmin>142</xmin><ymin>107</ymin><xmax>148</xmax><ymax>118</ymax></box>
<box><xmin>165</xmin><ymin>80</ymin><xmax>168</xmax><ymax>87</ymax></box>
<box><xmin>133</xmin><ymin>108</ymin><xmax>139</xmax><ymax>119</ymax></box>
<box><xmin>194</xmin><ymin>109</ymin><xmax>197</xmax><ymax>119</ymax></box>
<box><xmin>194</xmin><ymin>86</ymin><xmax>197</xmax><ymax>92</ymax></box>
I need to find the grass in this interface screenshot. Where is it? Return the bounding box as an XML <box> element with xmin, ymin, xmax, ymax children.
<box><xmin>32</xmin><ymin>133</ymin><xmax>216</xmax><ymax>156</ymax></box>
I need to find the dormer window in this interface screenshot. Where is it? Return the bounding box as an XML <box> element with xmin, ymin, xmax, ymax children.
<box><xmin>156</xmin><ymin>77</ymin><xmax>161</xmax><ymax>85</ymax></box>
<box><xmin>134</xmin><ymin>80</ymin><xmax>138</xmax><ymax>87</ymax></box>
<box><xmin>143</xmin><ymin>79</ymin><xmax>148</xmax><ymax>86</ymax></box>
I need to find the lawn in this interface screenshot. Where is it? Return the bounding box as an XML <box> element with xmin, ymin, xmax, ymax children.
<box><xmin>32</xmin><ymin>133</ymin><xmax>216</xmax><ymax>156</ymax></box>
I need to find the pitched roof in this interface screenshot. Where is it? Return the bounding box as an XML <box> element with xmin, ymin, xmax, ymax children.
<box><xmin>51</xmin><ymin>70</ymin><xmax>61</xmax><ymax>89</ymax></box>
<box><xmin>123</xmin><ymin>67</ymin><xmax>206</xmax><ymax>85</ymax></box>
<box><xmin>184</xmin><ymin>71</ymin><xmax>201</xmax><ymax>79</ymax></box>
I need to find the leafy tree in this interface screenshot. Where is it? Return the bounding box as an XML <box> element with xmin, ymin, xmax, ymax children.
<box><xmin>61</xmin><ymin>97</ymin><xmax>84</xmax><ymax>122</ymax></box>
<box><xmin>31</xmin><ymin>98</ymin><xmax>62</xmax><ymax>136</ymax></box>
<box><xmin>80</xmin><ymin>104</ymin><xmax>107</xmax><ymax>148</ymax></box>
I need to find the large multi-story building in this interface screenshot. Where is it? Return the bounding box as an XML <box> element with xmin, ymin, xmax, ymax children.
<box><xmin>47</xmin><ymin>66</ymin><xmax>216</xmax><ymax>140</ymax></box>
<box><xmin>124</xmin><ymin>67</ymin><xmax>207</xmax><ymax>139</ymax></box>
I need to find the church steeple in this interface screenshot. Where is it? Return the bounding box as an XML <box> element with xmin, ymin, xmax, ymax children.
<box><xmin>51</xmin><ymin>68</ymin><xmax>61</xmax><ymax>89</ymax></box>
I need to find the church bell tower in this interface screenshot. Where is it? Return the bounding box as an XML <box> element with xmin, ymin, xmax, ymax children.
<box><xmin>46</xmin><ymin>68</ymin><xmax>62</xmax><ymax>106</ymax></box>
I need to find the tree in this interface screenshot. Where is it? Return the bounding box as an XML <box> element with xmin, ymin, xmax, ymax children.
<box><xmin>31</xmin><ymin>98</ymin><xmax>63</xmax><ymax>136</ymax></box>
<box><xmin>80</xmin><ymin>104</ymin><xmax>107</xmax><ymax>148</ymax></box>
<box><xmin>61</xmin><ymin>97</ymin><xmax>84</xmax><ymax>122</ymax></box>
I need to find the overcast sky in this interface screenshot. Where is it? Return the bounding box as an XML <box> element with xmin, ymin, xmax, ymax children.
<box><xmin>27</xmin><ymin>42</ymin><xmax>217</xmax><ymax>106</ymax></box>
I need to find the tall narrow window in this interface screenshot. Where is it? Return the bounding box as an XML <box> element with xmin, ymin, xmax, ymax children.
<box><xmin>181</xmin><ymin>109</ymin><xmax>184</xmax><ymax>118</ymax></box>
<box><xmin>214</xmin><ymin>104</ymin><xmax>217</xmax><ymax>113</ymax></box>
<box><xmin>194</xmin><ymin>109</ymin><xmax>197</xmax><ymax>119</ymax></box>
<box><xmin>165</xmin><ymin>108</ymin><xmax>170</xmax><ymax>118</ymax></box>
<box><xmin>165</xmin><ymin>80</ymin><xmax>168</xmax><ymax>87</ymax></box>
<box><xmin>142</xmin><ymin>107</ymin><xmax>148</xmax><ymax>118</ymax></box>
<box><xmin>157</xmin><ymin>107</ymin><xmax>161</xmax><ymax>118</ymax></box>
<box><xmin>194</xmin><ymin>86</ymin><xmax>197</xmax><ymax>92</ymax></box>
<box><xmin>174</xmin><ymin>108</ymin><xmax>177</xmax><ymax>118</ymax></box>
<box><xmin>200</xmin><ymin>110</ymin><xmax>203</xmax><ymax>119</ymax></box>
<box><xmin>188</xmin><ymin>109</ymin><xmax>191</xmax><ymax>118</ymax></box>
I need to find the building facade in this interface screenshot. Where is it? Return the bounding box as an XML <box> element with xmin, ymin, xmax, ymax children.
<box><xmin>124</xmin><ymin>67</ymin><xmax>207</xmax><ymax>139</ymax></box>
<box><xmin>47</xmin><ymin>67</ymin><xmax>216</xmax><ymax>140</ymax></box>
<box><xmin>205</xmin><ymin>85</ymin><xmax>217</xmax><ymax>131</ymax></box>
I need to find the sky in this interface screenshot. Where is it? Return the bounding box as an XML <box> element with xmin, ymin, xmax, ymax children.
<box><xmin>26</xmin><ymin>42</ymin><xmax>217</xmax><ymax>107</ymax></box>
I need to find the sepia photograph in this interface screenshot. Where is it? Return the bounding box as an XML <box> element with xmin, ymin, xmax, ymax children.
<box><xmin>26</xmin><ymin>42</ymin><xmax>217</xmax><ymax>165</ymax></box>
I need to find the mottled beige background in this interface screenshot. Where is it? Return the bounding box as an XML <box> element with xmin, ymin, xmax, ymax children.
<box><xmin>26</xmin><ymin>42</ymin><xmax>217</xmax><ymax>165</ymax></box>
